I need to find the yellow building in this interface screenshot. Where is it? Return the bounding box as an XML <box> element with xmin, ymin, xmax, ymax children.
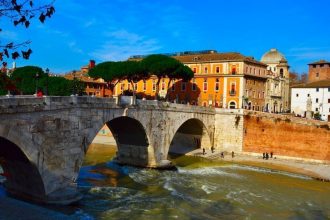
<box><xmin>117</xmin><ymin>50</ymin><xmax>268</xmax><ymax>110</ymax></box>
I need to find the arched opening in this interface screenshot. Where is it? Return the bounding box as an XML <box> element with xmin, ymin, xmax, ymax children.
<box><xmin>229</xmin><ymin>101</ymin><xmax>236</xmax><ymax>109</ymax></box>
<box><xmin>79</xmin><ymin>117</ymin><xmax>150</xmax><ymax>188</ymax></box>
<box><xmin>168</xmin><ymin>119</ymin><xmax>212</xmax><ymax>156</ymax></box>
<box><xmin>0</xmin><ymin>137</ymin><xmax>46</xmax><ymax>202</ymax></box>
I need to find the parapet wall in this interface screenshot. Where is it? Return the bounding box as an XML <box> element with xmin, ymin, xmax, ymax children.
<box><xmin>243</xmin><ymin>110</ymin><xmax>330</xmax><ymax>162</ymax></box>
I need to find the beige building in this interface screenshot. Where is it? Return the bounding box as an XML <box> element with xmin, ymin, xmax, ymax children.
<box><xmin>261</xmin><ymin>48</ymin><xmax>290</xmax><ymax>112</ymax></box>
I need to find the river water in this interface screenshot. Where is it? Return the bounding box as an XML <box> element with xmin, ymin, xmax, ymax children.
<box><xmin>1</xmin><ymin>143</ymin><xmax>330</xmax><ymax>219</ymax></box>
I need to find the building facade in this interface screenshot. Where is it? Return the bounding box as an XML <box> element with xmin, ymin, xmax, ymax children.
<box><xmin>308</xmin><ymin>60</ymin><xmax>330</xmax><ymax>83</ymax></box>
<box><xmin>260</xmin><ymin>48</ymin><xmax>290</xmax><ymax>112</ymax></box>
<box><xmin>291</xmin><ymin>80</ymin><xmax>330</xmax><ymax>121</ymax></box>
<box><xmin>118</xmin><ymin>51</ymin><xmax>268</xmax><ymax>109</ymax></box>
<box><xmin>77</xmin><ymin>50</ymin><xmax>290</xmax><ymax>112</ymax></box>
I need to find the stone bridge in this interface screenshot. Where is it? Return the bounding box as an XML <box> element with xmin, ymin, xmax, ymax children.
<box><xmin>0</xmin><ymin>96</ymin><xmax>243</xmax><ymax>204</ymax></box>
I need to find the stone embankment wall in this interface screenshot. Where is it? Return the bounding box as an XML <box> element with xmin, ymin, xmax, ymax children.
<box><xmin>243</xmin><ymin>110</ymin><xmax>330</xmax><ymax>162</ymax></box>
<box><xmin>214</xmin><ymin>108</ymin><xmax>244</xmax><ymax>152</ymax></box>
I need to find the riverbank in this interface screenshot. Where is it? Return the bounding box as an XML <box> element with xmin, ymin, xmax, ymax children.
<box><xmin>92</xmin><ymin>135</ymin><xmax>330</xmax><ymax>182</ymax></box>
<box><xmin>187</xmin><ymin>149</ymin><xmax>330</xmax><ymax>182</ymax></box>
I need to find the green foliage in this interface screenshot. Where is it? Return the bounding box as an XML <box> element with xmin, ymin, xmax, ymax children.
<box><xmin>45</xmin><ymin>76</ymin><xmax>73</xmax><ymax>96</ymax></box>
<box><xmin>142</xmin><ymin>54</ymin><xmax>181</xmax><ymax>79</ymax></box>
<box><xmin>88</xmin><ymin>61</ymin><xmax>120</xmax><ymax>83</ymax></box>
<box><xmin>11</xmin><ymin>66</ymin><xmax>44</xmax><ymax>94</ymax></box>
<box><xmin>70</xmin><ymin>78</ymin><xmax>86</xmax><ymax>96</ymax></box>
<box><xmin>314</xmin><ymin>112</ymin><xmax>321</xmax><ymax>120</ymax></box>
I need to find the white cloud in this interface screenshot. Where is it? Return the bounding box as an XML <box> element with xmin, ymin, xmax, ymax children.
<box><xmin>287</xmin><ymin>47</ymin><xmax>330</xmax><ymax>60</ymax></box>
<box><xmin>68</xmin><ymin>41</ymin><xmax>83</xmax><ymax>54</ymax></box>
<box><xmin>89</xmin><ymin>29</ymin><xmax>161</xmax><ymax>61</ymax></box>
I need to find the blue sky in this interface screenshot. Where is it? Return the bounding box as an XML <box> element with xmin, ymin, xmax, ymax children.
<box><xmin>2</xmin><ymin>0</ymin><xmax>330</xmax><ymax>74</ymax></box>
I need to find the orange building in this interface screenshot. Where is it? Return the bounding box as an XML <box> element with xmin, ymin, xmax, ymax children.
<box><xmin>117</xmin><ymin>50</ymin><xmax>268</xmax><ymax>109</ymax></box>
<box><xmin>64</xmin><ymin>60</ymin><xmax>113</xmax><ymax>97</ymax></box>
<box><xmin>75</xmin><ymin>51</ymin><xmax>270</xmax><ymax>110</ymax></box>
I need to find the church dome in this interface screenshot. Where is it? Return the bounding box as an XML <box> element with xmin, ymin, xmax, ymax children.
<box><xmin>261</xmin><ymin>48</ymin><xmax>287</xmax><ymax>64</ymax></box>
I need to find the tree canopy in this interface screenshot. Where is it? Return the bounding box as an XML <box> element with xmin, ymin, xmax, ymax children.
<box><xmin>88</xmin><ymin>61</ymin><xmax>148</xmax><ymax>92</ymax></box>
<box><xmin>10</xmin><ymin>65</ymin><xmax>44</xmax><ymax>94</ymax></box>
<box><xmin>0</xmin><ymin>0</ymin><xmax>55</xmax><ymax>64</ymax></box>
<box><xmin>6</xmin><ymin>65</ymin><xmax>85</xmax><ymax>96</ymax></box>
<box><xmin>88</xmin><ymin>55</ymin><xmax>194</xmax><ymax>99</ymax></box>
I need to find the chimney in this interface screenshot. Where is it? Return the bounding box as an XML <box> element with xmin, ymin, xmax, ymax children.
<box><xmin>89</xmin><ymin>60</ymin><xmax>95</xmax><ymax>69</ymax></box>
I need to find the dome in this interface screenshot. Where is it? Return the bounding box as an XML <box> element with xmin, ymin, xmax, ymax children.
<box><xmin>261</xmin><ymin>48</ymin><xmax>287</xmax><ymax>64</ymax></box>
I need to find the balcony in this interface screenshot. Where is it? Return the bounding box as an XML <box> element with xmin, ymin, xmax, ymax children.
<box><xmin>229</xmin><ymin>90</ymin><xmax>236</xmax><ymax>96</ymax></box>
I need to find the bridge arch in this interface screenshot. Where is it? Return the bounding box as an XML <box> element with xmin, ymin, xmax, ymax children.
<box><xmin>0</xmin><ymin>136</ymin><xmax>46</xmax><ymax>202</ymax></box>
<box><xmin>167</xmin><ymin>118</ymin><xmax>212</xmax><ymax>156</ymax></box>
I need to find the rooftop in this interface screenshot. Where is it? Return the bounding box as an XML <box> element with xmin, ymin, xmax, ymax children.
<box><xmin>308</xmin><ymin>60</ymin><xmax>330</xmax><ymax>65</ymax></box>
<box><xmin>129</xmin><ymin>50</ymin><xmax>267</xmax><ymax>66</ymax></box>
<box><xmin>260</xmin><ymin>48</ymin><xmax>287</xmax><ymax>64</ymax></box>
<box><xmin>291</xmin><ymin>79</ymin><xmax>330</xmax><ymax>88</ymax></box>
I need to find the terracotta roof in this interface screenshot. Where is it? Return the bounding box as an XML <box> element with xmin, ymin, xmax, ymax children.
<box><xmin>308</xmin><ymin>60</ymin><xmax>330</xmax><ymax>65</ymax></box>
<box><xmin>173</xmin><ymin>52</ymin><xmax>267</xmax><ymax>66</ymax></box>
<box><xmin>291</xmin><ymin>80</ymin><xmax>330</xmax><ymax>88</ymax></box>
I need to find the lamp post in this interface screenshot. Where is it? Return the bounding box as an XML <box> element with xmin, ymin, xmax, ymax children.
<box><xmin>35</xmin><ymin>72</ymin><xmax>39</xmax><ymax>95</ymax></box>
<box><xmin>72</xmin><ymin>70</ymin><xmax>76</xmax><ymax>96</ymax></box>
<box><xmin>45</xmin><ymin>68</ymin><xmax>49</xmax><ymax>96</ymax></box>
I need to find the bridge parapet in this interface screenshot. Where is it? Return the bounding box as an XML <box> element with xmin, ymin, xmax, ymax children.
<box><xmin>0</xmin><ymin>96</ymin><xmax>117</xmax><ymax>113</ymax></box>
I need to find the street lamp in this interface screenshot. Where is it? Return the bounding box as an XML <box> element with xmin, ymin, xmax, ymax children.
<box><xmin>35</xmin><ymin>72</ymin><xmax>40</xmax><ymax>95</ymax></box>
<box><xmin>45</xmin><ymin>68</ymin><xmax>49</xmax><ymax>96</ymax></box>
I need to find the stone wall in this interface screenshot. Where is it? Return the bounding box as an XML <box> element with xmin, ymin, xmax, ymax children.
<box><xmin>243</xmin><ymin>110</ymin><xmax>330</xmax><ymax>161</ymax></box>
<box><xmin>214</xmin><ymin>108</ymin><xmax>244</xmax><ymax>152</ymax></box>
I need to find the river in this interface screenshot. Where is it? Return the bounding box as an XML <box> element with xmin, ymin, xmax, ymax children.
<box><xmin>1</xmin><ymin>143</ymin><xmax>330</xmax><ymax>219</ymax></box>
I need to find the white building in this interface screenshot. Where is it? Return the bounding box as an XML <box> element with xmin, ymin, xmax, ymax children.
<box><xmin>291</xmin><ymin>80</ymin><xmax>330</xmax><ymax>121</ymax></box>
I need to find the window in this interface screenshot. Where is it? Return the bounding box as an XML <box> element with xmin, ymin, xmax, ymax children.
<box><xmin>280</xmin><ymin>68</ymin><xmax>284</xmax><ymax>77</ymax></box>
<box><xmin>232</xmin><ymin>67</ymin><xmax>236</xmax><ymax>74</ymax></box>
<box><xmin>262</xmin><ymin>92</ymin><xmax>265</xmax><ymax>98</ymax></box>
<box><xmin>320</xmin><ymin>64</ymin><xmax>324</xmax><ymax>67</ymax></box>
<box><xmin>296</xmin><ymin>93</ymin><xmax>299</xmax><ymax>97</ymax></box>
<box><xmin>313</xmin><ymin>64</ymin><xmax>316</xmax><ymax>68</ymax></box>
<box><xmin>215</xmin><ymin>78</ymin><xmax>220</xmax><ymax>91</ymax></box>
<box><xmin>192</xmin><ymin>79</ymin><xmax>196</xmax><ymax>91</ymax></box>
<box><xmin>181</xmin><ymin>82</ymin><xmax>186</xmax><ymax>91</ymax></box>
<box><xmin>120</xmin><ymin>83</ymin><xmax>124</xmax><ymax>92</ymax></box>
<box><xmin>328</xmin><ymin>98</ymin><xmax>330</xmax><ymax>103</ymax></box>
<box><xmin>316</xmin><ymin>88</ymin><xmax>319</xmax><ymax>92</ymax></box>
<box><xmin>216</xmin><ymin>66</ymin><xmax>220</xmax><ymax>73</ymax></box>
<box><xmin>152</xmin><ymin>80</ymin><xmax>156</xmax><ymax>92</ymax></box>
<box><xmin>134</xmin><ymin>83</ymin><xmax>138</xmax><ymax>91</ymax></box>
<box><xmin>229</xmin><ymin>101</ymin><xmax>236</xmax><ymax>109</ymax></box>
<box><xmin>246</xmin><ymin>67</ymin><xmax>248</xmax><ymax>73</ymax></box>
<box><xmin>316</xmin><ymin>98</ymin><xmax>319</xmax><ymax>103</ymax></box>
<box><xmin>127</xmin><ymin>83</ymin><xmax>130</xmax><ymax>90</ymax></box>
<box><xmin>315</xmin><ymin>108</ymin><xmax>319</xmax><ymax>112</ymax></box>
<box><xmin>230</xmin><ymin>83</ymin><xmax>236</xmax><ymax>96</ymax></box>
<box><xmin>204</xmin><ymin>67</ymin><xmax>208</xmax><ymax>73</ymax></box>
<box><xmin>193</xmin><ymin>67</ymin><xmax>197</xmax><ymax>73</ymax></box>
<box><xmin>328</xmin><ymin>88</ymin><xmax>330</xmax><ymax>92</ymax></box>
<box><xmin>316</xmin><ymin>72</ymin><xmax>319</xmax><ymax>77</ymax></box>
<box><xmin>203</xmin><ymin>78</ymin><xmax>208</xmax><ymax>91</ymax></box>
<box><xmin>307</xmin><ymin>94</ymin><xmax>310</xmax><ymax>97</ymax></box>
<box><xmin>143</xmin><ymin>81</ymin><xmax>147</xmax><ymax>91</ymax></box>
